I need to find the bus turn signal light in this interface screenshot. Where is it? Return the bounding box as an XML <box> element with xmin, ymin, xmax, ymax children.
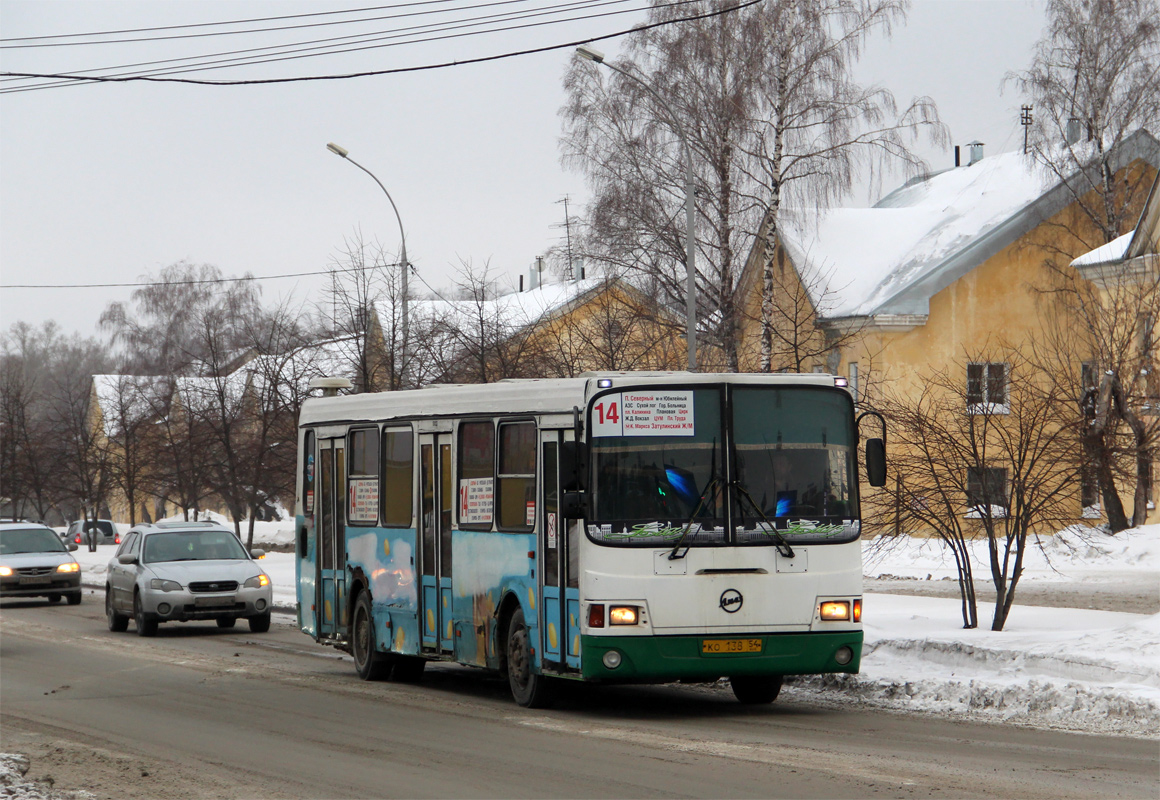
<box><xmin>820</xmin><ymin>601</ymin><xmax>850</xmax><ymax>621</ymax></box>
<box><xmin>588</xmin><ymin>603</ymin><xmax>605</xmax><ymax>628</ymax></box>
<box><xmin>853</xmin><ymin>598</ymin><xmax>862</xmax><ymax>622</ymax></box>
<box><xmin>609</xmin><ymin>606</ymin><xmax>638</xmax><ymax>625</ymax></box>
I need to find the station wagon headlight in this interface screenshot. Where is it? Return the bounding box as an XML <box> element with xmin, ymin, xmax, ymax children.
<box><xmin>244</xmin><ymin>574</ymin><xmax>270</xmax><ymax>589</ymax></box>
<box><xmin>150</xmin><ymin>579</ymin><xmax>182</xmax><ymax>592</ymax></box>
<box><xmin>56</xmin><ymin>562</ymin><xmax>79</xmax><ymax>573</ymax></box>
<box><xmin>0</xmin><ymin>566</ymin><xmax>12</xmax><ymax>577</ymax></box>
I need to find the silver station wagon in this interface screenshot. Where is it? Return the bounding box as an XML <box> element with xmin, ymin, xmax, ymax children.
<box><xmin>105</xmin><ymin>521</ymin><xmax>273</xmax><ymax>636</ymax></box>
<box><xmin>0</xmin><ymin>522</ymin><xmax>82</xmax><ymax>605</ymax></box>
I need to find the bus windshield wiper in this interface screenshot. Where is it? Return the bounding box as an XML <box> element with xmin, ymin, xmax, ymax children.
<box><xmin>730</xmin><ymin>481</ymin><xmax>795</xmax><ymax>559</ymax></box>
<box><xmin>667</xmin><ymin>477</ymin><xmax>722</xmax><ymax>561</ymax></box>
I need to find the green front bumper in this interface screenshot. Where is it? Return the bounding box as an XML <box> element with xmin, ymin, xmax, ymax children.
<box><xmin>581</xmin><ymin>630</ymin><xmax>862</xmax><ymax>681</ymax></box>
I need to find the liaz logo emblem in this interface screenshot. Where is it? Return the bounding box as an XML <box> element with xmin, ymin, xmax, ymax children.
<box><xmin>719</xmin><ymin>589</ymin><xmax>743</xmax><ymax>613</ymax></box>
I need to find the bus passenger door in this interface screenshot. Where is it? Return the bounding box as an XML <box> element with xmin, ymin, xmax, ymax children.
<box><xmin>316</xmin><ymin>438</ymin><xmax>347</xmax><ymax>640</ymax></box>
<box><xmin>419</xmin><ymin>432</ymin><xmax>453</xmax><ymax>653</ymax></box>
<box><xmin>542</xmin><ymin>430</ymin><xmax>582</xmax><ymax>671</ymax></box>
<box><xmin>540</xmin><ymin>435</ymin><xmax>564</xmax><ymax>667</ymax></box>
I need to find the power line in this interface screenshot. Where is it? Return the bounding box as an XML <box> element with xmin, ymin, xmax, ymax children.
<box><xmin>0</xmin><ymin>261</ymin><xmax>405</xmax><ymax>290</ymax></box>
<box><xmin>2</xmin><ymin>0</ymin><xmax>645</xmax><ymax>89</ymax></box>
<box><xmin>0</xmin><ymin>0</ymin><xmax>594</xmax><ymax>50</ymax></box>
<box><xmin>0</xmin><ymin>3</ymin><xmax>434</xmax><ymax>43</ymax></box>
<box><xmin>0</xmin><ymin>0</ymin><xmax>761</xmax><ymax>92</ymax></box>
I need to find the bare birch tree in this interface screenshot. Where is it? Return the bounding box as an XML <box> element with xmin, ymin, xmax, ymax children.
<box><xmin>1011</xmin><ymin>0</ymin><xmax>1160</xmax><ymax>248</ymax></box>
<box><xmin>562</xmin><ymin>0</ymin><xmax>944</xmax><ymax>373</ymax></box>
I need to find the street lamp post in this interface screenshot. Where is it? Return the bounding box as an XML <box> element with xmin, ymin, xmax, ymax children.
<box><xmin>576</xmin><ymin>44</ymin><xmax>697</xmax><ymax>371</ymax></box>
<box><xmin>326</xmin><ymin>142</ymin><xmax>410</xmax><ymax>380</ymax></box>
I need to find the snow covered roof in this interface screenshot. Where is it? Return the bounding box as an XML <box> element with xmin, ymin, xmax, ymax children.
<box><xmin>389</xmin><ymin>278</ymin><xmax>608</xmax><ymax>336</ymax></box>
<box><xmin>1071</xmin><ymin>169</ymin><xmax>1160</xmax><ymax>270</ymax></box>
<box><xmin>777</xmin><ymin>129</ymin><xmax>1160</xmax><ymax>320</ymax></box>
<box><xmin>1070</xmin><ymin>230</ymin><xmax>1135</xmax><ymax>268</ymax></box>
<box><xmin>91</xmin><ymin>374</ymin><xmax>168</xmax><ymax>437</ymax></box>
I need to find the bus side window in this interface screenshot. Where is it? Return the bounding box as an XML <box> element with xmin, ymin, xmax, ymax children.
<box><xmin>497</xmin><ymin>421</ymin><xmax>536</xmax><ymax>532</ymax></box>
<box><xmin>382</xmin><ymin>427</ymin><xmax>414</xmax><ymax>527</ymax></box>
<box><xmin>347</xmin><ymin>427</ymin><xmax>380</xmax><ymax>526</ymax></box>
<box><xmin>300</xmin><ymin>430</ymin><xmax>315</xmax><ymax>556</ymax></box>
<box><xmin>458</xmin><ymin>421</ymin><xmax>495</xmax><ymax>530</ymax></box>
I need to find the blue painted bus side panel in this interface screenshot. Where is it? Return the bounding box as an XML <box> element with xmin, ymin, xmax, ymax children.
<box><xmin>450</xmin><ymin>531</ymin><xmax>537</xmax><ymax>669</ymax></box>
<box><xmin>346</xmin><ymin>528</ymin><xmax>421</xmax><ymax>654</ymax></box>
<box><xmin>565</xmin><ymin>589</ymin><xmax>581</xmax><ymax>669</ymax></box>
<box><xmin>421</xmin><ymin>576</ymin><xmax>437</xmax><ymax>646</ymax></box>
<box><xmin>543</xmin><ymin>586</ymin><xmax>562</xmax><ymax>661</ymax></box>
<box><xmin>295</xmin><ymin>514</ymin><xmax>316</xmax><ymax>637</ymax></box>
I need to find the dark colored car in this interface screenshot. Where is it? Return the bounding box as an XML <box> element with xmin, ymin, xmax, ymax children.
<box><xmin>1</xmin><ymin>522</ymin><xmax>82</xmax><ymax>604</ymax></box>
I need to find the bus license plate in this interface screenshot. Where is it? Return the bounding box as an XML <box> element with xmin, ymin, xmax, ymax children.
<box><xmin>702</xmin><ymin>638</ymin><xmax>762</xmax><ymax>655</ymax></box>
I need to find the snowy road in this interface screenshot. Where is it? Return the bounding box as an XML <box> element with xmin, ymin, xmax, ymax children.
<box><xmin>2</xmin><ymin>600</ymin><xmax>1157</xmax><ymax>800</ymax></box>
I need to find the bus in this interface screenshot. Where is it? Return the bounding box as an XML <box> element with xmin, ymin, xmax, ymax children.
<box><xmin>294</xmin><ymin>371</ymin><xmax>885</xmax><ymax>707</ymax></box>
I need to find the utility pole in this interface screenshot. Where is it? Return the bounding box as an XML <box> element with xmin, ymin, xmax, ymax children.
<box><xmin>555</xmin><ymin>196</ymin><xmax>576</xmax><ymax>280</ymax></box>
<box><xmin>1021</xmin><ymin>105</ymin><xmax>1034</xmax><ymax>154</ymax></box>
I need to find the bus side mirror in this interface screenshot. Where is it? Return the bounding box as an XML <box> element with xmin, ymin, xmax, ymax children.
<box><xmin>562</xmin><ymin>491</ymin><xmax>587</xmax><ymax>518</ymax></box>
<box><xmin>560</xmin><ymin>440</ymin><xmax>588</xmax><ymax>492</ymax></box>
<box><xmin>865</xmin><ymin>438</ymin><xmax>886</xmax><ymax>487</ymax></box>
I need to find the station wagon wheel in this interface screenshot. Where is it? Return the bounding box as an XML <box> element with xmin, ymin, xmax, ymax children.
<box><xmin>134</xmin><ymin>591</ymin><xmax>157</xmax><ymax>637</ymax></box>
<box><xmin>730</xmin><ymin>674</ymin><xmax>783</xmax><ymax>704</ymax></box>
<box><xmin>248</xmin><ymin>612</ymin><xmax>271</xmax><ymax>633</ymax></box>
<box><xmin>351</xmin><ymin>592</ymin><xmax>390</xmax><ymax>680</ymax></box>
<box><xmin>216</xmin><ymin>616</ymin><xmax>237</xmax><ymax>629</ymax></box>
<box><xmin>106</xmin><ymin>587</ymin><xmax>129</xmax><ymax>632</ymax></box>
<box><xmin>506</xmin><ymin>606</ymin><xmax>555</xmax><ymax>708</ymax></box>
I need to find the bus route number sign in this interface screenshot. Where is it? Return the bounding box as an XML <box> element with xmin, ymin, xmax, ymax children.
<box><xmin>591</xmin><ymin>391</ymin><xmax>694</xmax><ymax>437</ymax></box>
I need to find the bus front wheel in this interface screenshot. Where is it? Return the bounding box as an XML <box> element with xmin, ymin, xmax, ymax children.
<box><xmin>506</xmin><ymin>607</ymin><xmax>555</xmax><ymax>708</ymax></box>
<box><xmin>730</xmin><ymin>674</ymin><xmax>783</xmax><ymax>704</ymax></box>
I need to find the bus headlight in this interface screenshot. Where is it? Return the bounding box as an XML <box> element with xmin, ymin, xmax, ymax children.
<box><xmin>609</xmin><ymin>606</ymin><xmax>638</xmax><ymax>625</ymax></box>
<box><xmin>820</xmin><ymin>601</ymin><xmax>850</xmax><ymax>621</ymax></box>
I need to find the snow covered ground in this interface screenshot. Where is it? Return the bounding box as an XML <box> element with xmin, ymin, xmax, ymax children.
<box><xmin>67</xmin><ymin>519</ymin><xmax>1159</xmax><ymax>739</ymax></box>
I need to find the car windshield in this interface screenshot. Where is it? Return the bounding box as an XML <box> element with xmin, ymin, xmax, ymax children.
<box><xmin>1</xmin><ymin>528</ymin><xmax>68</xmax><ymax>554</ymax></box>
<box><xmin>143</xmin><ymin>531</ymin><xmax>248</xmax><ymax>563</ymax></box>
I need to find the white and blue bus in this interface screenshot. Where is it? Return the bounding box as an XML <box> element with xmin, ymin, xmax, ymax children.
<box><xmin>295</xmin><ymin>371</ymin><xmax>885</xmax><ymax>706</ymax></box>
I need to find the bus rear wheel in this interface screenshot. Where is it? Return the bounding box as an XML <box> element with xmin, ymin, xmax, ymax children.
<box><xmin>352</xmin><ymin>592</ymin><xmax>392</xmax><ymax>681</ymax></box>
<box><xmin>506</xmin><ymin>606</ymin><xmax>555</xmax><ymax>708</ymax></box>
<box><xmin>730</xmin><ymin>674</ymin><xmax>783</xmax><ymax>704</ymax></box>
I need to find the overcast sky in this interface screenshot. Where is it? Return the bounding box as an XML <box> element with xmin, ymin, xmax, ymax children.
<box><xmin>0</xmin><ymin>0</ymin><xmax>1045</xmax><ymax>341</ymax></box>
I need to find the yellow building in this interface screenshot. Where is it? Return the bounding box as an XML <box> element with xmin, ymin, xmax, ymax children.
<box><xmin>739</xmin><ymin>130</ymin><xmax>1160</xmax><ymax>529</ymax></box>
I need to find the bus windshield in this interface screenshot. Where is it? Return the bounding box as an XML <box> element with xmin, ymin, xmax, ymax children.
<box><xmin>732</xmin><ymin>386</ymin><xmax>859</xmax><ymax>544</ymax></box>
<box><xmin>589</xmin><ymin>384</ymin><xmax>860</xmax><ymax>547</ymax></box>
<box><xmin>590</xmin><ymin>388</ymin><xmax>725</xmax><ymax>546</ymax></box>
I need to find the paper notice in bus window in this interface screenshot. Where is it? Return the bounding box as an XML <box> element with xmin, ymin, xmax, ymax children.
<box><xmin>526</xmin><ymin>501</ymin><xmax>536</xmax><ymax>526</ymax></box>
<box><xmin>459</xmin><ymin>477</ymin><xmax>494</xmax><ymax>524</ymax></box>
<box><xmin>591</xmin><ymin>391</ymin><xmax>695</xmax><ymax>436</ymax></box>
<box><xmin>348</xmin><ymin>478</ymin><xmax>378</xmax><ymax>523</ymax></box>
<box><xmin>623</xmin><ymin>391</ymin><xmax>694</xmax><ymax>436</ymax></box>
<box><xmin>547</xmin><ymin>512</ymin><xmax>557</xmax><ymax>548</ymax></box>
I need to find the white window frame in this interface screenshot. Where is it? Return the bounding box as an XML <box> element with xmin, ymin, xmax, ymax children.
<box><xmin>967</xmin><ymin>362</ymin><xmax>1009</xmax><ymax>415</ymax></box>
